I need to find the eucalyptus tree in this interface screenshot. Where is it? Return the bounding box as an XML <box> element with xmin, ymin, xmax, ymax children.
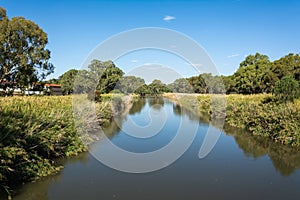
<box><xmin>0</xmin><ymin>7</ymin><xmax>54</xmax><ymax>88</ymax></box>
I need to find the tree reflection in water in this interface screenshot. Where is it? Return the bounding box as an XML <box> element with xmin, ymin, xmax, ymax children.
<box><xmin>225</xmin><ymin>125</ymin><xmax>300</xmax><ymax>176</ymax></box>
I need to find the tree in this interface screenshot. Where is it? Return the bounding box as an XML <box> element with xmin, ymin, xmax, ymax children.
<box><xmin>0</xmin><ymin>7</ymin><xmax>6</xmax><ymax>20</ymax></box>
<box><xmin>240</xmin><ymin>53</ymin><xmax>269</xmax><ymax>68</ymax></box>
<box><xmin>59</xmin><ymin>69</ymin><xmax>79</xmax><ymax>94</ymax></box>
<box><xmin>73</xmin><ymin>69</ymin><xmax>91</xmax><ymax>93</ymax></box>
<box><xmin>116</xmin><ymin>76</ymin><xmax>145</xmax><ymax>94</ymax></box>
<box><xmin>148</xmin><ymin>79</ymin><xmax>170</xmax><ymax>94</ymax></box>
<box><xmin>135</xmin><ymin>84</ymin><xmax>151</xmax><ymax>96</ymax></box>
<box><xmin>87</xmin><ymin>60</ymin><xmax>124</xmax><ymax>94</ymax></box>
<box><xmin>274</xmin><ymin>76</ymin><xmax>300</xmax><ymax>103</ymax></box>
<box><xmin>168</xmin><ymin>78</ymin><xmax>193</xmax><ymax>93</ymax></box>
<box><xmin>231</xmin><ymin>53</ymin><xmax>272</xmax><ymax>94</ymax></box>
<box><xmin>46</xmin><ymin>78</ymin><xmax>60</xmax><ymax>84</ymax></box>
<box><xmin>271</xmin><ymin>53</ymin><xmax>300</xmax><ymax>82</ymax></box>
<box><xmin>188</xmin><ymin>75</ymin><xmax>206</xmax><ymax>93</ymax></box>
<box><xmin>0</xmin><ymin>7</ymin><xmax>54</xmax><ymax>88</ymax></box>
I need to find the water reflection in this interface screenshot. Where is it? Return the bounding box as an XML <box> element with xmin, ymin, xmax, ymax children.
<box><xmin>172</xmin><ymin>103</ymin><xmax>201</xmax><ymax>122</ymax></box>
<box><xmin>148</xmin><ymin>97</ymin><xmax>165</xmax><ymax>109</ymax></box>
<box><xmin>225</xmin><ymin>125</ymin><xmax>300</xmax><ymax>176</ymax></box>
<box><xmin>128</xmin><ymin>98</ymin><xmax>146</xmax><ymax>115</ymax></box>
<box><xmin>13</xmin><ymin>152</ymin><xmax>90</xmax><ymax>200</ymax></box>
<box><xmin>107</xmin><ymin>97</ymin><xmax>300</xmax><ymax>176</ymax></box>
<box><xmin>11</xmin><ymin>97</ymin><xmax>300</xmax><ymax>200</ymax></box>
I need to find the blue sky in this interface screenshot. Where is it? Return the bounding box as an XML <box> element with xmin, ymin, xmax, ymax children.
<box><xmin>1</xmin><ymin>0</ymin><xmax>300</xmax><ymax>80</ymax></box>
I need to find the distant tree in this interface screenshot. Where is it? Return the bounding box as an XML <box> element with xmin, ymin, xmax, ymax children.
<box><xmin>271</xmin><ymin>53</ymin><xmax>300</xmax><ymax>82</ymax></box>
<box><xmin>168</xmin><ymin>78</ymin><xmax>193</xmax><ymax>93</ymax></box>
<box><xmin>186</xmin><ymin>75</ymin><xmax>206</xmax><ymax>93</ymax></box>
<box><xmin>87</xmin><ymin>60</ymin><xmax>124</xmax><ymax>94</ymax></box>
<box><xmin>0</xmin><ymin>7</ymin><xmax>6</xmax><ymax>20</ymax></box>
<box><xmin>240</xmin><ymin>53</ymin><xmax>269</xmax><ymax>68</ymax></box>
<box><xmin>116</xmin><ymin>76</ymin><xmax>145</xmax><ymax>94</ymax></box>
<box><xmin>59</xmin><ymin>69</ymin><xmax>79</xmax><ymax>94</ymax></box>
<box><xmin>148</xmin><ymin>79</ymin><xmax>170</xmax><ymax>94</ymax></box>
<box><xmin>273</xmin><ymin>76</ymin><xmax>300</xmax><ymax>103</ymax></box>
<box><xmin>201</xmin><ymin>73</ymin><xmax>226</xmax><ymax>94</ymax></box>
<box><xmin>46</xmin><ymin>78</ymin><xmax>60</xmax><ymax>84</ymax></box>
<box><xmin>231</xmin><ymin>53</ymin><xmax>272</xmax><ymax>94</ymax></box>
<box><xmin>73</xmin><ymin>69</ymin><xmax>91</xmax><ymax>93</ymax></box>
<box><xmin>0</xmin><ymin>7</ymin><xmax>54</xmax><ymax>88</ymax></box>
<box><xmin>222</xmin><ymin>75</ymin><xmax>236</xmax><ymax>94</ymax></box>
<box><xmin>135</xmin><ymin>84</ymin><xmax>151</xmax><ymax>96</ymax></box>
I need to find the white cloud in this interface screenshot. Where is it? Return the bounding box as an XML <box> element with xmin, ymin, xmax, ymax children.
<box><xmin>131</xmin><ymin>60</ymin><xmax>138</xmax><ymax>63</ymax></box>
<box><xmin>227</xmin><ymin>54</ymin><xmax>240</xmax><ymax>58</ymax></box>
<box><xmin>163</xmin><ymin>15</ymin><xmax>176</xmax><ymax>22</ymax></box>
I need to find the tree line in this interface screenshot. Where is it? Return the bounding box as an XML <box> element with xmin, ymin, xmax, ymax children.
<box><xmin>1</xmin><ymin>6</ymin><xmax>299</xmax><ymax>101</ymax></box>
<box><xmin>54</xmin><ymin>52</ymin><xmax>299</xmax><ymax>102</ymax></box>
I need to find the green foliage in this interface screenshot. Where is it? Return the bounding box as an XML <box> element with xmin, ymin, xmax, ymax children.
<box><xmin>0</xmin><ymin>7</ymin><xmax>6</xmax><ymax>19</ymax></box>
<box><xmin>168</xmin><ymin>53</ymin><xmax>299</xmax><ymax>95</ymax></box>
<box><xmin>169</xmin><ymin>74</ymin><xmax>225</xmax><ymax>94</ymax></box>
<box><xmin>116</xmin><ymin>76</ymin><xmax>145</xmax><ymax>94</ymax></box>
<box><xmin>134</xmin><ymin>80</ymin><xmax>170</xmax><ymax>96</ymax></box>
<box><xmin>230</xmin><ymin>53</ymin><xmax>273</xmax><ymax>94</ymax></box>
<box><xmin>207</xmin><ymin>94</ymin><xmax>300</xmax><ymax>146</ymax></box>
<box><xmin>187</xmin><ymin>75</ymin><xmax>207</xmax><ymax>93</ymax></box>
<box><xmin>0</xmin><ymin>8</ymin><xmax>54</xmax><ymax>88</ymax></box>
<box><xmin>274</xmin><ymin>76</ymin><xmax>300</xmax><ymax>103</ymax></box>
<box><xmin>148</xmin><ymin>79</ymin><xmax>170</xmax><ymax>94</ymax></box>
<box><xmin>165</xmin><ymin>93</ymin><xmax>300</xmax><ymax>147</ymax></box>
<box><xmin>271</xmin><ymin>53</ymin><xmax>300</xmax><ymax>82</ymax></box>
<box><xmin>0</xmin><ymin>96</ymin><xmax>113</xmax><ymax>194</ymax></box>
<box><xmin>88</xmin><ymin>60</ymin><xmax>124</xmax><ymax>94</ymax></box>
<box><xmin>59</xmin><ymin>69</ymin><xmax>79</xmax><ymax>95</ymax></box>
<box><xmin>135</xmin><ymin>84</ymin><xmax>151</xmax><ymax>96</ymax></box>
<box><xmin>168</xmin><ymin>78</ymin><xmax>193</xmax><ymax>93</ymax></box>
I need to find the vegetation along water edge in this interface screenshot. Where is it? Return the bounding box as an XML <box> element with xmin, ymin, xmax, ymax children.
<box><xmin>0</xmin><ymin>94</ymin><xmax>133</xmax><ymax>198</ymax></box>
<box><xmin>163</xmin><ymin>93</ymin><xmax>300</xmax><ymax>147</ymax></box>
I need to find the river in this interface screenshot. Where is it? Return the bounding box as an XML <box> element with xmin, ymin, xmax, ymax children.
<box><xmin>13</xmin><ymin>98</ymin><xmax>300</xmax><ymax>200</ymax></box>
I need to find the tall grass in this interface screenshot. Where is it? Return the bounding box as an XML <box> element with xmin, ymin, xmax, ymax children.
<box><xmin>225</xmin><ymin>94</ymin><xmax>300</xmax><ymax>146</ymax></box>
<box><xmin>164</xmin><ymin>93</ymin><xmax>300</xmax><ymax>147</ymax></box>
<box><xmin>0</xmin><ymin>95</ymin><xmax>113</xmax><ymax>197</ymax></box>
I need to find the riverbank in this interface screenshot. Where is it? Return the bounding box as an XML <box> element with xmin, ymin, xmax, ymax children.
<box><xmin>163</xmin><ymin>93</ymin><xmax>300</xmax><ymax>147</ymax></box>
<box><xmin>0</xmin><ymin>94</ymin><xmax>133</xmax><ymax>198</ymax></box>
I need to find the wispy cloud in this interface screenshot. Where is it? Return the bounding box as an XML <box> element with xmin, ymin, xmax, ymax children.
<box><xmin>227</xmin><ymin>54</ymin><xmax>240</xmax><ymax>58</ymax></box>
<box><xmin>131</xmin><ymin>60</ymin><xmax>138</xmax><ymax>63</ymax></box>
<box><xmin>163</xmin><ymin>15</ymin><xmax>176</xmax><ymax>22</ymax></box>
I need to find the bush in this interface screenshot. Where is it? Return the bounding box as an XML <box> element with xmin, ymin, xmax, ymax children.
<box><xmin>274</xmin><ymin>76</ymin><xmax>300</xmax><ymax>103</ymax></box>
<box><xmin>0</xmin><ymin>95</ymin><xmax>114</xmax><ymax>195</ymax></box>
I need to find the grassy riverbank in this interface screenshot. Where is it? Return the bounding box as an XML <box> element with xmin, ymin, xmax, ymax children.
<box><xmin>164</xmin><ymin>93</ymin><xmax>300</xmax><ymax>147</ymax></box>
<box><xmin>0</xmin><ymin>95</ymin><xmax>120</xmax><ymax>197</ymax></box>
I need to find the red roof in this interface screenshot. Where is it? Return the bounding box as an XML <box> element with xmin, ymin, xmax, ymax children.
<box><xmin>44</xmin><ymin>83</ymin><xmax>61</xmax><ymax>87</ymax></box>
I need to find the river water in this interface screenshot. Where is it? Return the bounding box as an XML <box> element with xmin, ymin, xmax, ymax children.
<box><xmin>13</xmin><ymin>98</ymin><xmax>300</xmax><ymax>200</ymax></box>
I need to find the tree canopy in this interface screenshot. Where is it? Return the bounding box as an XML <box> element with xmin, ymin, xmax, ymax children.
<box><xmin>0</xmin><ymin>7</ymin><xmax>54</xmax><ymax>88</ymax></box>
<box><xmin>59</xmin><ymin>69</ymin><xmax>79</xmax><ymax>95</ymax></box>
<box><xmin>116</xmin><ymin>76</ymin><xmax>145</xmax><ymax>94</ymax></box>
<box><xmin>274</xmin><ymin>76</ymin><xmax>300</xmax><ymax>103</ymax></box>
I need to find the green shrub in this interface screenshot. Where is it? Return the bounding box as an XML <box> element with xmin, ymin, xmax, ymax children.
<box><xmin>274</xmin><ymin>76</ymin><xmax>300</xmax><ymax>103</ymax></box>
<box><xmin>0</xmin><ymin>95</ymin><xmax>114</xmax><ymax>195</ymax></box>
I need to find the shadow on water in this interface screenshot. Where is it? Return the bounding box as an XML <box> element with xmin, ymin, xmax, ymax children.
<box><xmin>128</xmin><ymin>98</ymin><xmax>146</xmax><ymax>115</ymax></box>
<box><xmin>172</xmin><ymin>98</ymin><xmax>300</xmax><ymax>176</ymax></box>
<box><xmin>102</xmin><ymin>97</ymin><xmax>147</xmax><ymax>138</ymax></box>
<box><xmin>12</xmin><ymin>152</ymin><xmax>90</xmax><ymax>200</ymax></box>
<box><xmin>225</xmin><ymin>125</ymin><xmax>300</xmax><ymax>176</ymax></box>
